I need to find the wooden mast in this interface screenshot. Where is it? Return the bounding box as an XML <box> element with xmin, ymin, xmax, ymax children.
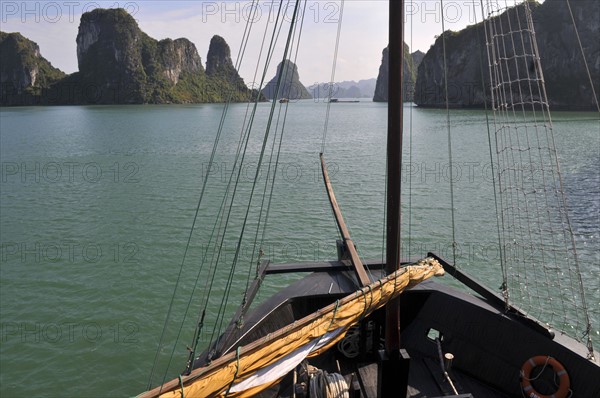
<box><xmin>385</xmin><ymin>0</ymin><xmax>404</xmax><ymax>353</ymax></box>
<box><xmin>379</xmin><ymin>2</ymin><xmax>408</xmax><ymax>395</ymax></box>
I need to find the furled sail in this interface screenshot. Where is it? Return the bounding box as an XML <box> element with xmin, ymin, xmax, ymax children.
<box><xmin>139</xmin><ymin>258</ymin><xmax>444</xmax><ymax>398</ymax></box>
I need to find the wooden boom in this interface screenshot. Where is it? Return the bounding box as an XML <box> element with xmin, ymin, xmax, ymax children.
<box><xmin>320</xmin><ymin>153</ymin><xmax>371</xmax><ymax>286</ymax></box>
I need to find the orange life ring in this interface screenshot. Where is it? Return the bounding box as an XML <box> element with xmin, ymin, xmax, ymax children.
<box><xmin>520</xmin><ymin>356</ymin><xmax>570</xmax><ymax>398</ymax></box>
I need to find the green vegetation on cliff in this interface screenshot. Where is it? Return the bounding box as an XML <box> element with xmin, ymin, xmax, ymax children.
<box><xmin>0</xmin><ymin>32</ymin><xmax>66</xmax><ymax>105</ymax></box>
<box><xmin>1</xmin><ymin>9</ymin><xmax>257</xmax><ymax>105</ymax></box>
<box><xmin>414</xmin><ymin>0</ymin><xmax>599</xmax><ymax>110</ymax></box>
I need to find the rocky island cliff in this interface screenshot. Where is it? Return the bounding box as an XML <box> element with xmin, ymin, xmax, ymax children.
<box><xmin>373</xmin><ymin>43</ymin><xmax>418</xmax><ymax>102</ymax></box>
<box><xmin>261</xmin><ymin>60</ymin><xmax>312</xmax><ymax>100</ymax></box>
<box><xmin>1</xmin><ymin>9</ymin><xmax>257</xmax><ymax>105</ymax></box>
<box><xmin>0</xmin><ymin>32</ymin><xmax>66</xmax><ymax>105</ymax></box>
<box><xmin>414</xmin><ymin>0</ymin><xmax>599</xmax><ymax>110</ymax></box>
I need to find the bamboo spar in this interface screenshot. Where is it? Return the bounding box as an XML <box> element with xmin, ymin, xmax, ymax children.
<box><xmin>137</xmin><ymin>259</ymin><xmax>444</xmax><ymax>398</ymax></box>
<box><xmin>320</xmin><ymin>153</ymin><xmax>371</xmax><ymax>286</ymax></box>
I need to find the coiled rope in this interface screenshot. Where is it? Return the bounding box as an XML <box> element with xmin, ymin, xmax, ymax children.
<box><xmin>309</xmin><ymin>370</ymin><xmax>349</xmax><ymax>398</ymax></box>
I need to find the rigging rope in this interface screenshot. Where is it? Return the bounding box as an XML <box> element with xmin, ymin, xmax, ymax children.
<box><xmin>484</xmin><ymin>0</ymin><xmax>594</xmax><ymax>357</ymax></box>
<box><xmin>319</xmin><ymin>1</ymin><xmax>347</xmax><ymax>252</ymax></box>
<box><xmin>148</xmin><ymin>1</ymin><xmax>261</xmax><ymax>390</ymax></box>
<box><xmin>478</xmin><ymin>0</ymin><xmax>510</xmax><ymax>309</ymax></box>
<box><xmin>204</xmin><ymin>0</ymin><xmax>289</xmax><ymax>354</ymax></box>
<box><xmin>259</xmin><ymin>0</ymin><xmax>309</xmax><ymax>243</ymax></box>
<box><xmin>201</xmin><ymin>0</ymin><xmax>291</xmax><ymax>358</ymax></box>
<box><xmin>210</xmin><ymin>0</ymin><xmax>305</xmax><ymax>353</ymax></box>
<box><xmin>407</xmin><ymin>3</ymin><xmax>414</xmax><ymax>261</ymax></box>
<box><xmin>245</xmin><ymin>0</ymin><xmax>310</xmax><ymax>303</ymax></box>
<box><xmin>175</xmin><ymin>0</ymin><xmax>272</xmax><ymax>375</ymax></box>
<box><xmin>518</xmin><ymin>0</ymin><xmax>559</xmax><ymax>326</ymax></box>
<box><xmin>493</xmin><ymin>0</ymin><xmax>554</xmax><ymax>319</ymax></box>
<box><xmin>198</xmin><ymin>0</ymin><xmax>297</xmax><ymax>362</ymax></box>
<box><xmin>309</xmin><ymin>370</ymin><xmax>349</xmax><ymax>398</ymax></box>
<box><xmin>162</xmin><ymin>0</ymin><xmax>292</xmax><ymax>383</ymax></box>
<box><xmin>166</xmin><ymin>0</ymin><xmax>280</xmax><ymax>382</ymax></box>
<box><xmin>321</xmin><ymin>0</ymin><xmax>345</xmax><ymax>154</ymax></box>
<box><xmin>533</xmin><ymin>0</ymin><xmax>594</xmax><ymax>357</ymax></box>
<box><xmin>440</xmin><ymin>0</ymin><xmax>458</xmax><ymax>267</ymax></box>
<box><xmin>565</xmin><ymin>0</ymin><xmax>600</xmax><ymax>113</ymax></box>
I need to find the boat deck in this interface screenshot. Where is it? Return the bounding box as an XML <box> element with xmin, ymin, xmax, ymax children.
<box><xmin>407</xmin><ymin>357</ymin><xmax>508</xmax><ymax>397</ymax></box>
<box><xmin>271</xmin><ymin>350</ymin><xmax>511</xmax><ymax>398</ymax></box>
<box><xmin>353</xmin><ymin>357</ymin><xmax>509</xmax><ymax>398</ymax></box>
<box><xmin>194</xmin><ymin>261</ymin><xmax>599</xmax><ymax>398</ymax></box>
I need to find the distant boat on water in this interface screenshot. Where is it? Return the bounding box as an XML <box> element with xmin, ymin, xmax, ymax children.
<box><xmin>329</xmin><ymin>98</ymin><xmax>359</xmax><ymax>103</ymax></box>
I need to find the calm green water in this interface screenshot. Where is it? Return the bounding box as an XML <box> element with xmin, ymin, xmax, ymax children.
<box><xmin>0</xmin><ymin>102</ymin><xmax>598</xmax><ymax>397</ymax></box>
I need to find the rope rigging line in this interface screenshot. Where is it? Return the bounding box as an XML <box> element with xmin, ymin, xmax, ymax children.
<box><xmin>487</xmin><ymin>0</ymin><xmax>536</xmax><ymax>313</ymax></box>
<box><xmin>161</xmin><ymin>0</ymin><xmax>290</xmax><ymax>384</ymax></box>
<box><xmin>316</xmin><ymin>0</ymin><xmax>347</xmax><ymax>251</ymax></box>
<box><xmin>321</xmin><ymin>0</ymin><xmax>345</xmax><ymax>155</ymax></box>
<box><xmin>165</xmin><ymin>16</ymin><xmax>267</xmax><ymax>392</ymax></box>
<box><xmin>440</xmin><ymin>0</ymin><xmax>458</xmax><ymax>267</ymax></box>
<box><xmin>209</xmin><ymin>0</ymin><xmax>306</xmax><ymax>354</ymax></box>
<box><xmin>484</xmin><ymin>0</ymin><xmax>594</xmax><ymax>357</ymax></box>
<box><xmin>531</xmin><ymin>0</ymin><xmax>594</xmax><ymax>357</ymax></box>
<box><xmin>170</xmin><ymin>0</ymin><xmax>286</xmax><ymax>379</ymax></box>
<box><xmin>565</xmin><ymin>0</ymin><xmax>600</xmax><ymax>113</ymax></box>
<box><xmin>209</xmin><ymin>8</ymin><xmax>295</xmax><ymax>347</ymax></box>
<box><xmin>244</xmin><ymin>105</ymin><xmax>283</xmax><ymax>284</ymax></box>
<box><xmin>478</xmin><ymin>0</ymin><xmax>509</xmax><ymax>309</ymax></box>
<box><xmin>406</xmin><ymin>2</ymin><xmax>414</xmax><ymax>262</ymax></box>
<box><xmin>258</xmin><ymin>1</ymin><xmax>309</xmax><ymax>246</ymax></box>
<box><xmin>197</xmin><ymin>0</ymin><xmax>295</xmax><ymax>359</ymax></box>
<box><xmin>148</xmin><ymin>1</ymin><xmax>261</xmax><ymax>390</ymax></box>
<box><xmin>179</xmin><ymin>168</ymin><xmax>239</xmax><ymax>373</ymax></box>
<box><xmin>172</xmin><ymin>0</ymin><xmax>273</xmax><ymax>377</ymax></box>
<box><xmin>245</xmin><ymin>0</ymin><xmax>310</xmax><ymax>301</ymax></box>
<box><xmin>203</xmin><ymin>0</ymin><xmax>290</xmax><ymax>355</ymax></box>
<box><xmin>381</xmin><ymin>153</ymin><xmax>387</xmax><ymax>265</ymax></box>
<box><xmin>316</xmin><ymin>0</ymin><xmax>374</xmax><ymax>282</ymax></box>
<box><xmin>515</xmin><ymin>0</ymin><xmax>573</xmax><ymax>328</ymax></box>
<box><xmin>508</xmin><ymin>0</ymin><xmax>552</xmax><ymax>316</ymax></box>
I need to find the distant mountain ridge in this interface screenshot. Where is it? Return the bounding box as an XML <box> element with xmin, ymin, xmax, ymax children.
<box><xmin>5</xmin><ymin>2</ymin><xmax>595</xmax><ymax>109</ymax></box>
<box><xmin>1</xmin><ymin>9</ymin><xmax>259</xmax><ymax>105</ymax></box>
<box><xmin>307</xmin><ymin>79</ymin><xmax>376</xmax><ymax>99</ymax></box>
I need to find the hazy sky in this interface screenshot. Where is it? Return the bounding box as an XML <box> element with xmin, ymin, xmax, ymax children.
<box><xmin>1</xmin><ymin>0</ymin><xmax>541</xmax><ymax>84</ymax></box>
